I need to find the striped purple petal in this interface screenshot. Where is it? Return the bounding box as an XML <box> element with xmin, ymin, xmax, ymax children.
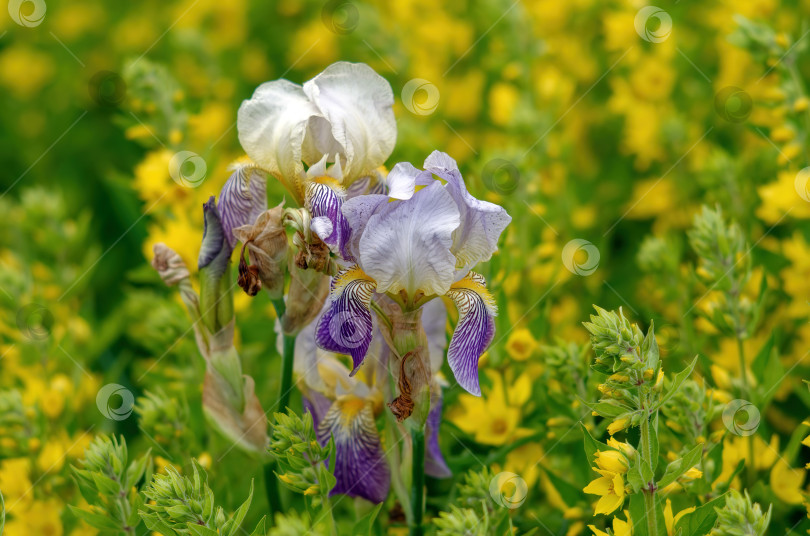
<box><xmin>317</xmin><ymin>396</ymin><xmax>391</xmax><ymax>503</ymax></box>
<box><xmin>425</xmin><ymin>386</ymin><xmax>451</xmax><ymax>478</ymax></box>
<box><xmin>198</xmin><ymin>196</ymin><xmax>227</xmax><ymax>276</ymax></box>
<box><xmin>218</xmin><ymin>166</ymin><xmax>267</xmax><ymax>251</ymax></box>
<box><xmin>306</xmin><ymin>179</ymin><xmax>352</xmax><ymax>260</ymax></box>
<box><xmin>315</xmin><ymin>266</ymin><xmax>376</xmax><ymax>375</ymax></box>
<box><xmin>445</xmin><ymin>272</ymin><xmax>497</xmax><ymax>396</ymax></box>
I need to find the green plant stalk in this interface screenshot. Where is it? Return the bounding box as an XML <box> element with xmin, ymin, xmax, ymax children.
<box><xmin>736</xmin><ymin>336</ymin><xmax>755</xmax><ymax>490</ymax></box>
<box><xmin>263</xmin><ymin>297</ymin><xmax>298</xmax><ymax>520</ymax></box>
<box><xmin>410</xmin><ymin>426</ymin><xmax>426</xmax><ymax>536</ymax></box>
<box><xmin>640</xmin><ymin>412</ymin><xmax>659</xmax><ymax>536</ymax></box>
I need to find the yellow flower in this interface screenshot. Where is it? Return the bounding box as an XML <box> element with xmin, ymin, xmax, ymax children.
<box><xmin>769</xmin><ymin>459</ymin><xmax>805</xmax><ymax>504</ymax></box>
<box><xmin>664</xmin><ymin>499</ymin><xmax>695</xmax><ymax>536</ymax></box>
<box><xmin>595</xmin><ymin>450</ymin><xmax>629</xmax><ymax>474</ymax></box>
<box><xmin>589</xmin><ymin>511</ymin><xmax>632</xmax><ymax>536</ymax></box>
<box><xmin>505</xmin><ymin>329</ymin><xmax>538</xmax><ymax>361</ymax></box>
<box><xmin>488</xmin><ymin>82</ymin><xmax>520</xmax><ymax>126</ymax></box>
<box><xmin>584</xmin><ymin>469</ymin><xmax>626</xmax><ymax>515</ymax></box>
<box><xmin>608</xmin><ymin>417</ymin><xmax>630</xmax><ymax>436</ymax></box>
<box><xmin>449</xmin><ymin>371</ymin><xmax>528</xmax><ymax>446</ymax></box>
<box><xmin>37</xmin><ymin>436</ymin><xmax>68</xmax><ymax>473</ymax></box>
<box><xmin>0</xmin><ymin>458</ymin><xmax>33</xmax><ymax>513</ymax></box>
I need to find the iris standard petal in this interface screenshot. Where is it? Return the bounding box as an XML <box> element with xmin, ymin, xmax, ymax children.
<box><xmin>198</xmin><ymin>196</ymin><xmax>228</xmax><ymax>276</ymax></box>
<box><xmin>423</xmin><ymin>151</ymin><xmax>512</xmax><ymax>277</ymax></box>
<box><xmin>384</xmin><ymin>161</ymin><xmax>421</xmax><ymax>200</ymax></box>
<box><xmin>358</xmin><ymin>181</ymin><xmax>460</xmax><ymax>298</ymax></box>
<box><xmin>315</xmin><ymin>266</ymin><xmax>377</xmax><ymax>374</ymax></box>
<box><xmin>237</xmin><ymin>79</ymin><xmax>319</xmax><ymax>197</ymax></box>
<box><xmin>422</xmin><ymin>297</ymin><xmax>448</xmax><ymax>374</ymax></box>
<box><xmin>445</xmin><ymin>272</ymin><xmax>497</xmax><ymax>396</ymax></box>
<box><xmin>306</xmin><ymin>177</ymin><xmax>352</xmax><ymax>260</ymax></box>
<box><xmin>218</xmin><ymin>166</ymin><xmax>267</xmax><ymax>251</ymax></box>
<box><xmin>341</xmin><ymin>193</ymin><xmax>388</xmax><ymax>261</ymax></box>
<box><xmin>317</xmin><ymin>396</ymin><xmax>391</xmax><ymax>503</ymax></box>
<box><xmin>303</xmin><ymin>62</ymin><xmax>396</xmax><ymax>180</ymax></box>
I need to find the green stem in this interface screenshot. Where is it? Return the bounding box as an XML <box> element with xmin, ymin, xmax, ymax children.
<box><xmin>278</xmin><ymin>334</ymin><xmax>296</xmax><ymax>412</ymax></box>
<box><xmin>263</xmin><ymin>461</ymin><xmax>282</xmax><ymax>521</ymax></box>
<box><xmin>410</xmin><ymin>426</ymin><xmax>425</xmax><ymax>536</ymax></box>
<box><xmin>640</xmin><ymin>414</ymin><xmax>659</xmax><ymax>536</ymax></box>
<box><xmin>736</xmin><ymin>336</ymin><xmax>755</xmax><ymax>490</ymax></box>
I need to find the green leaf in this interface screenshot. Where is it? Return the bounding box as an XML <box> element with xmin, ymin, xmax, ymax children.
<box><xmin>249</xmin><ymin>516</ymin><xmax>267</xmax><ymax>536</ymax></box>
<box><xmin>541</xmin><ymin>468</ymin><xmax>585</xmax><ymax>506</ymax></box>
<box><xmin>67</xmin><ymin>506</ymin><xmax>123</xmax><ymax>532</ymax></box>
<box><xmin>140</xmin><ymin>512</ymin><xmax>176</xmax><ymax>536</ymax></box>
<box><xmin>751</xmin><ymin>334</ymin><xmax>784</xmax><ymax>406</ymax></box>
<box><xmin>626</xmin><ymin>460</ymin><xmax>645</xmax><ymax>493</ymax></box>
<box><xmin>590</xmin><ymin>401</ymin><xmax>630</xmax><ymax>419</ymax></box>
<box><xmin>641</xmin><ymin>321</ymin><xmax>659</xmax><ymax>370</ymax></box>
<box><xmin>187</xmin><ymin>524</ymin><xmax>220</xmax><ymax>536</ymax></box>
<box><xmin>656</xmin><ymin>443</ymin><xmax>703</xmax><ymax>489</ymax></box>
<box><xmin>227</xmin><ymin>479</ymin><xmax>254</xmax><ymax>536</ymax></box>
<box><xmin>352</xmin><ymin>502</ymin><xmax>383</xmax><ymax>535</ymax></box>
<box><xmin>580</xmin><ymin>424</ymin><xmax>609</xmax><ymax>467</ymax></box>
<box><xmin>91</xmin><ymin>472</ymin><xmax>121</xmax><ymax>497</ymax></box>
<box><xmin>655</xmin><ymin>355</ymin><xmax>699</xmax><ymax>410</ymax></box>
<box><xmin>676</xmin><ymin>493</ymin><xmax>727</xmax><ymax>536</ymax></box>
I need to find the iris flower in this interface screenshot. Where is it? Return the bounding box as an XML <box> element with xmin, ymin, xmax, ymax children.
<box><xmin>289</xmin><ymin>299</ymin><xmax>450</xmax><ymax>503</ymax></box>
<box><xmin>237</xmin><ymin>61</ymin><xmax>396</xmax><ymax>259</ymax></box>
<box><xmin>315</xmin><ymin>151</ymin><xmax>511</xmax><ymax>395</ymax></box>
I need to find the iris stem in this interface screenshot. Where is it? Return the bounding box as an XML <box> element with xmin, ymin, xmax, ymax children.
<box><xmin>640</xmin><ymin>409</ymin><xmax>659</xmax><ymax>536</ymax></box>
<box><xmin>410</xmin><ymin>426</ymin><xmax>426</xmax><ymax>536</ymax></box>
<box><xmin>265</xmin><ymin>298</ymin><xmax>298</xmax><ymax>521</ymax></box>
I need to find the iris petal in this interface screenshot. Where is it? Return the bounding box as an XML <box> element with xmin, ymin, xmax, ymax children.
<box><xmin>306</xmin><ymin>179</ymin><xmax>352</xmax><ymax>260</ymax></box>
<box><xmin>317</xmin><ymin>396</ymin><xmax>391</xmax><ymax>503</ymax></box>
<box><xmin>358</xmin><ymin>181</ymin><xmax>460</xmax><ymax>297</ymax></box>
<box><xmin>218</xmin><ymin>166</ymin><xmax>267</xmax><ymax>251</ymax></box>
<box><xmin>315</xmin><ymin>267</ymin><xmax>377</xmax><ymax>374</ymax></box>
<box><xmin>445</xmin><ymin>272</ymin><xmax>497</xmax><ymax>396</ymax></box>
<box><xmin>304</xmin><ymin>62</ymin><xmax>396</xmax><ymax>180</ymax></box>
<box><xmin>425</xmin><ymin>386</ymin><xmax>451</xmax><ymax>478</ymax></box>
<box><xmin>423</xmin><ymin>151</ymin><xmax>512</xmax><ymax>278</ymax></box>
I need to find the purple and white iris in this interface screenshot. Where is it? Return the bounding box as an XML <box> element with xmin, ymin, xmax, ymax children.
<box><xmin>315</xmin><ymin>151</ymin><xmax>511</xmax><ymax>396</ymax></box>
<box><xmin>290</xmin><ymin>299</ymin><xmax>451</xmax><ymax>503</ymax></box>
<box><xmin>237</xmin><ymin>61</ymin><xmax>396</xmax><ymax>258</ymax></box>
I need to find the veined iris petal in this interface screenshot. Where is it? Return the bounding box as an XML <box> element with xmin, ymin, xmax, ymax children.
<box><xmin>306</xmin><ymin>177</ymin><xmax>352</xmax><ymax>260</ymax></box>
<box><xmin>446</xmin><ymin>272</ymin><xmax>497</xmax><ymax>396</ymax></box>
<box><xmin>218</xmin><ymin>165</ymin><xmax>267</xmax><ymax>251</ymax></box>
<box><xmin>317</xmin><ymin>396</ymin><xmax>391</xmax><ymax>504</ymax></box>
<box><xmin>315</xmin><ymin>266</ymin><xmax>377</xmax><ymax>374</ymax></box>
